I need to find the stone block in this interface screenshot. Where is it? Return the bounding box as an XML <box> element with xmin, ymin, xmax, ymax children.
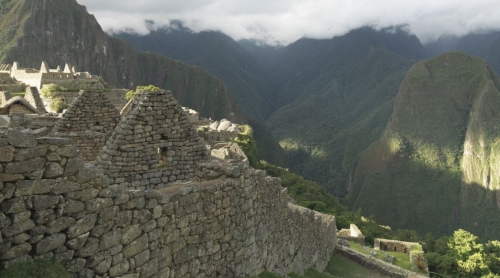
<box><xmin>46</xmin><ymin>217</ymin><xmax>76</xmax><ymax>234</ymax></box>
<box><xmin>52</xmin><ymin>179</ymin><xmax>79</xmax><ymax>194</ymax></box>
<box><xmin>0</xmin><ymin>197</ymin><xmax>25</xmax><ymax>214</ymax></box>
<box><xmin>7</xmin><ymin>129</ymin><xmax>37</xmax><ymax>147</ymax></box>
<box><xmin>64</xmin><ymin>200</ymin><xmax>84</xmax><ymax>214</ymax></box>
<box><xmin>85</xmin><ymin>198</ymin><xmax>113</xmax><ymax>213</ymax></box>
<box><xmin>65</xmin><ymin>158</ymin><xmax>85</xmax><ymax>176</ymax></box>
<box><xmin>100</xmin><ymin>230</ymin><xmax>123</xmax><ymax>251</ymax></box>
<box><xmin>110</xmin><ymin>259</ymin><xmax>130</xmax><ymax>277</ymax></box>
<box><xmin>123</xmin><ymin>234</ymin><xmax>148</xmax><ymax>258</ymax></box>
<box><xmin>0</xmin><ymin>242</ymin><xmax>32</xmax><ymax>260</ymax></box>
<box><xmin>5</xmin><ymin>157</ymin><xmax>45</xmax><ymax>174</ymax></box>
<box><xmin>36</xmin><ymin>233</ymin><xmax>66</xmax><ymax>254</ymax></box>
<box><xmin>0</xmin><ymin>146</ymin><xmax>14</xmax><ymax>162</ymax></box>
<box><xmin>14</xmin><ymin>179</ymin><xmax>56</xmax><ymax>196</ymax></box>
<box><xmin>65</xmin><ymin>257</ymin><xmax>86</xmax><ymax>272</ymax></box>
<box><xmin>0</xmin><ymin>212</ymin><xmax>11</xmax><ymax>229</ymax></box>
<box><xmin>67</xmin><ymin>214</ymin><xmax>97</xmax><ymax>238</ymax></box>
<box><xmin>140</xmin><ymin>258</ymin><xmax>158</xmax><ymax>278</ymax></box>
<box><xmin>44</xmin><ymin>162</ymin><xmax>64</xmax><ymax>178</ymax></box>
<box><xmin>66</xmin><ymin>232</ymin><xmax>89</xmax><ymax>250</ymax></box>
<box><xmin>174</xmin><ymin>244</ymin><xmax>197</xmax><ymax>265</ymax></box>
<box><xmin>92</xmin><ymin>221</ymin><xmax>114</xmax><ymax>238</ymax></box>
<box><xmin>14</xmin><ymin>145</ymin><xmax>48</xmax><ymax>161</ymax></box>
<box><xmin>37</xmin><ymin>137</ymin><xmax>71</xmax><ymax>145</ymax></box>
<box><xmin>33</xmin><ymin>195</ymin><xmax>60</xmax><ymax>210</ymax></box>
<box><xmin>0</xmin><ymin>174</ymin><xmax>24</xmax><ymax>182</ymax></box>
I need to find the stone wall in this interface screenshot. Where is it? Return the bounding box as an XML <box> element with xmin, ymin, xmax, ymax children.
<box><xmin>0</xmin><ymin>128</ymin><xmax>337</xmax><ymax>277</ymax></box>
<box><xmin>53</xmin><ymin>91</ymin><xmax>121</xmax><ymax>162</ymax></box>
<box><xmin>0</xmin><ymin>91</ymin><xmax>11</xmax><ymax>106</ymax></box>
<box><xmin>6</xmin><ymin>104</ymin><xmax>34</xmax><ymax>115</ymax></box>
<box><xmin>9</xmin><ymin>114</ymin><xmax>60</xmax><ymax>130</ymax></box>
<box><xmin>24</xmin><ymin>87</ymin><xmax>46</xmax><ymax>114</ymax></box>
<box><xmin>95</xmin><ymin>90</ymin><xmax>208</xmax><ymax>189</ymax></box>
<box><xmin>374</xmin><ymin>239</ymin><xmax>419</xmax><ymax>254</ymax></box>
<box><xmin>337</xmin><ymin>246</ymin><xmax>407</xmax><ymax>278</ymax></box>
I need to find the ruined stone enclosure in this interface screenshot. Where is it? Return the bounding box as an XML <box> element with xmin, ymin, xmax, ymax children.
<box><xmin>0</xmin><ymin>89</ymin><xmax>338</xmax><ymax>277</ymax></box>
<box><xmin>95</xmin><ymin>90</ymin><xmax>208</xmax><ymax>189</ymax></box>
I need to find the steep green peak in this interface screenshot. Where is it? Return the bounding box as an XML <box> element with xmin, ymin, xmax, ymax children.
<box><xmin>388</xmin><ymin>51</ymin><xmax>496</xmax><ymax>146</ymax></box>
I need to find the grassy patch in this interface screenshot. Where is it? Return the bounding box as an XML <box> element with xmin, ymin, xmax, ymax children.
<box><xmin>0</xmin><ymin>260</ymin><xmax>69</xmax><ymax>278</ymax></box>
<box><xmin>10</xmin><ymin>91</ymin><xmax>25</xmax><ymax>97</ymax></box>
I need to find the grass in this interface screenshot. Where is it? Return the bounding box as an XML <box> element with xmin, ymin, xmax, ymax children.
<box><xmin>325</xmin><ymin>250</ymin><xmax>388</xmax><ymax>278</ymax></box>
<box><xmin>10</xmin><ymin>91</ymin><xmax>25</xmax><ymax>96</ymax></box>
<box><xmin>0</xmin><ymin>260</ymin><xmax>69</xmax><ymax>278</ymax></box>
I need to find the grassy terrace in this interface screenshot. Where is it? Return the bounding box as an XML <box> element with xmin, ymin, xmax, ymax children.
<box><xmin>347</xmin><ymin>241</ymin><xmax>428</xmax><ymax>276</ymax></box>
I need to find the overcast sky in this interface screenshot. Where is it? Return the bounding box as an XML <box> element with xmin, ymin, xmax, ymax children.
<box><xmin>77</xmin><ymin>0</ymin><xmax>500</xmax><ymax>45</ymax></box>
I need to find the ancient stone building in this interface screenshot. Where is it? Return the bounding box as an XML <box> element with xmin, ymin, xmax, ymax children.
<box><xmin>374</xmin><ymin>238</ymin><xmax>420</xmax><ymax>254</ymax></box>
<box><xmin>0</xmin><ymin>97</ymin><xmax>39</xmax><ymax>115</ymax></box>
<box><xmin>2</xmin><ymin>61</ymin><xmax>102</xmax><ymax>91</ymax></box>
<box><xmin>95</xmin><ymin>89</ymin><xmax>208</xmax><ymax>189</ymax></box>
<box><xmin>0</xmin><ymin>87</ymin><xmax>338</xmax><ymax>277</ymax></box>
<box><xmin>337</xmin><ymin>224</ymin><xmax>365</xmax><ymax>245</ymax></box>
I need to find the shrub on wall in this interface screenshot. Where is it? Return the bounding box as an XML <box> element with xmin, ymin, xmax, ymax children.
<box><xmin>50</xmin><ymin>97</ymin><xmax>69</xmax><ymax>113</ymax></box>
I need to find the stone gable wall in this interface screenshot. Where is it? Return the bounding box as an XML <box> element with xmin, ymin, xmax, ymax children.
<box><xmin>95</xmin><ymin>90</ymin><xmax>208</xmax><ymax>189</ymax></box>
<box><xmin>24</xmin><ymin>87</ymin><xmax>46</xmax><ymax>114</ymax></box>
<box><xmin>53</xmin><ymin>91</ymin><xmax>121</xmax><ymax>162</ymax></box>
<box><xmin>0</xmin><ymin>129</ymin><xmax>337</xmax><ymax>277</ymax></box>
<box><xmin>0</xmin><ymin>92</ymin><xmax>11</xmax><ymax>106</ymax></box>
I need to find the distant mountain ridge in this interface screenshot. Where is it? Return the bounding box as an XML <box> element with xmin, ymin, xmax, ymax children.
<box><xmin>114</xmin><ymin>23</ymin><xmax>276</xmax><ymax>121</ymax></box>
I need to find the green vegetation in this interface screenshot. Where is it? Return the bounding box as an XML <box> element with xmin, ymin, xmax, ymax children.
<box><xmin>0</xmin><ymin>260</ymin><xmax>69</xmax><ymax>278</ymax></box>
<box><xmin>425</xmin><ymin>229</ymin><xmax>500</xmax><ymax>277</ymax></box>
<box><xmin>348</xmin><ymin>52</ymin><xmax>500</xmax><ymax>239</ymax></box>
<box><xmin>125</xmin><ymin>84</ymin><xmax>162</xmax><ymax>100</ymax></box>
<box><xmin>41</xmin><ymin>83</ymin><xmax>80</xmax><ymax>97</ymax></box>
<box><xmin>49</xmin><ymin>97</ymin><xmax>69</xmax><ymax>113</ymax></box>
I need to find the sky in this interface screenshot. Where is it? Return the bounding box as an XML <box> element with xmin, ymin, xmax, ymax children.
<box><xmin>77</xmin><ymin>0</ymin><xmax>500</xmax><ymax>45</ymax></box>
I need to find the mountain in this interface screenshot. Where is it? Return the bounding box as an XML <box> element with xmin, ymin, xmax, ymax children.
<box><xmin>424</xmin><ymin>31</ymin><xmax>500</xmax><ymax>74</ymax></box>
<box><xmin>113</xmin><ymin>23</ymin><xmax>290</xmax><ymax>166</ymax></box>
<box><xmin>0</xmin><ymin>0</ymin><xmax>245</xmax><ymax>123</ymax></box>
<box><xmin>348</xmin><ymin>52</ymin><xmax>500</xmax><ymax>239</ymax></box>
<box><xmin>266</xmin><ymin>27</ymin><xmax>422</xmax><ymax>196</ymax></box>
<box><xmin>114</xmin><ymin>23</ymin><xmax>275</xmax><ymax>121</ymax></box>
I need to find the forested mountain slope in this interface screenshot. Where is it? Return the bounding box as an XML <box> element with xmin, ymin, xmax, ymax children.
<box><xmin>115</xmin><ymin>24</ymin><xmax>275</xmax><ymax>121</ymax></box>
<box><xmin>349</xmin><ymin>52</ymin><xmax>500</xmax><ymax>239</ymax></box>
<box><xmin>266</xmin><ymin>28</ymin><xmax>422</xmax><ymax>196</ymax></box>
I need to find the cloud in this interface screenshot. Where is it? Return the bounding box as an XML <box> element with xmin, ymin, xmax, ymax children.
<box><xmin>77</xmin><ymin>0</ymin><xmax>500</xmax><ymax>45</ymax></box>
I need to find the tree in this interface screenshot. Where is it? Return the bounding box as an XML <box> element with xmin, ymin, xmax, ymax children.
<box><xmin>448</xmin><ymin>229</ymin><xmax>488</xmax><ymax>277</ymax></box>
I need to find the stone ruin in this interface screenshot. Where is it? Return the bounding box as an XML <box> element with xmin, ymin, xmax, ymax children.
<box><xmin>51</xmin><ymin>90</ymin><xmax>121</xmax><ymax>162</ymax></box>
<box><xmin>337</xmin><ymin>223</ymin><xmax>365</xmax><ymax>245</ymax></box>
<box><xmin>374</xmin><ymin>238</ymin><xmax>421</xmax><ymax>254</ymax></box>
<box><xmin>0</xmin><ymin>88</ymin><xmax>338</xmax><ymax>277</ymax></box>
<box><xmin>95</xmin><ymin>90</ymin><xmax>208</xmax><ymax>189</ymax></box>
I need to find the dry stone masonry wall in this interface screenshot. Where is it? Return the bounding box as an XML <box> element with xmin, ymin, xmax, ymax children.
<box><xmin>24</xmin><ymin>87</ymin><xmax>46</xmax><ymax>114</ymax></box>
<box><xmin>95</xmin><ymin>90</ymin><xmax>208</xmax><ymax>189</ymax></box>
<box><xmin>0</xmin><ymin>128</ymin><xmax>337</xmax><ymax>277</ymax></box>
<box><xmin>52</xmin><ymin>90</ymin><xmax>121</xmax><ymax>161</ymax></box>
